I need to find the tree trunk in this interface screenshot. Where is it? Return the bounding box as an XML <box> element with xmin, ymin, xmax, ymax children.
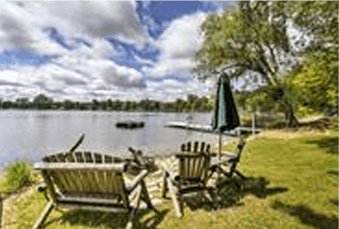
<box><xmin>284</xmin><ymin>102</ymin><xmax>299</xmax><ymax>128</ymax></box>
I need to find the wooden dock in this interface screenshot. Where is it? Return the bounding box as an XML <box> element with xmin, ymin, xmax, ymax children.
<box><xmin>164</xmin><ymin>122</ymin><xmax>261</xmax><ymax>136</ymax></box>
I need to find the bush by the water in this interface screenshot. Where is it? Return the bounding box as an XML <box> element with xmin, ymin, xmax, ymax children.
<box><xmin>5</xmin><ymin>160</ymin><xmax>32</xmax><ymax>191</ymax></box>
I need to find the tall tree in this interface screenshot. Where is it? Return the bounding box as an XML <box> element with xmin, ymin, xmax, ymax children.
<box><xmin>195</xmin><ymin>1</ymin><xmax>338</xmax><ymax>127</ymax></box>
<box><xmin>286</xmin><ymin>1</ymin><xmax>338</xmax><ymax>115</ymax></box>
<box><xmin>33</xmin><ymin>94</ymin><xmax>53</xmax><ymax>109</ymax></box>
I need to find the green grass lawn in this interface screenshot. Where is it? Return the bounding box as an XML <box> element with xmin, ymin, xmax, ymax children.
<box><xmin>2</xmin><ymin>129</ymin><xmax>338</xmax><ymax>229</ymax></box>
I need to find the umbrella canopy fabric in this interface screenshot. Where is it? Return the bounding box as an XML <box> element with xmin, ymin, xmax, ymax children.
<box><xmin>212</xmin><ymin>72</ymin><xmax>240</xmax><ymax>132</ymax></box>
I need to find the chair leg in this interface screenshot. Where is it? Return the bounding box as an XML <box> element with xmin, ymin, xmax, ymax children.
<box><xmin>166</xmin><ymin>177</ymin><xmax>182</xmax><ymax>218</ymax></box>
<box><xmin>32</xmin><ymin>201</ymin><xmax>54</xmax><ymax>229</ymax></box>
<box><xmin>126</xmin><ymin>186</ymin><xmax>142</xmax><ymax>229</ymax></box>
<box><xmin>235</xmin><ymin>170</ymin><xmax>247</xmax><ymax>180</ymax></box>
<box><xmin>140</xmin><ymin>181</ymin><xmax>159</xmax><ymax>214</ymax></box>
<box><xmin>162</xmin><ymin>172</ymin><xmax>168</xmax><ymax>198</ymax></box>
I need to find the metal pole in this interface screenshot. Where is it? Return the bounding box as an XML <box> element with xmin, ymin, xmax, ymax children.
<box><xmin>218</xmin><ymin>131</ymin><xmax>222</xmax><ymax>160</ymax></box>
<box><xmin>217</xmin><ymin>131</ymin><xmax>222</xmax><ymax>181</ymax></box>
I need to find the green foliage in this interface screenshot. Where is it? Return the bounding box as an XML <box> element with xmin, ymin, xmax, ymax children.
<box><xmin>195</xmin><ymin>1</ymin><xmax>338</xmax><ymax>124</ymax></box>
<box><xmin>5</xmin><ymin>160</ymin><xmax>32</xmax><ymax>191</ymax></box>
<box><xmin>0</xmin><ymin>94</ymin><xmax>214</xmax><ymax>113</ymax></box>
<box><xmin>289</xmin><ymin>51</ymin><xmax>338</xmax><ymax>115</ymax></box>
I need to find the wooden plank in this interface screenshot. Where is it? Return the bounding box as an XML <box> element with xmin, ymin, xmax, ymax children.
<box><xmin>51</xmin><ymin>170</ymin><xmax>72</xmax><ymax>192</ymax></box>
<box><xmin>140</xmin><ymin>180</ymin><xmax>157</xmax><ymax>212</ymax></box>
<box><xmin>194</xmin><ymin>156</ymin><xmax>202</xmax><ymax>178</ymax></box>
<box><xmin>86</xmin><ymin>170</ymin><xmax>100</xmax><ymax>193</ymax></box>
<box><xmin>186</xmin><ymin>157</ymin><xmax>190</xmax><ymax>178</ymax></box>
<box><xmin>106</xmin><ymin>170</ymin><xmax>114</xmax><ymax>194</ymax></box>
<box><xmin>57</xmin><ymin>196</ymin><xmax>121</xmax><ymax>205</ymax></box>
<box><xmin>74</xmin><ymin>152</ymin><xmax>85</xmax><ymax>163</ymax></box>
<box><xmin>193</xmin><ymin>142</ymin><xmax>199</xmax><ymax>153</ymax></box>
<box><xmin>76</xmin><ymin>155</ymin><xmax>95</xmax><ymax>192</ymax></box>
<box><xmin>65</xmin><ymin>153</ymin><xmax>76</xmax><ymax>162</ymax></box>
<box><xmin>126</xmin><ymin>185</ymin><xmax>142</xmax><ymax>229</ymax></box>
<box><xmin>49</xmin><ymin>155</ymin><xmax>58</xmax><ymax>162</ymax></box>
<box><xmin>56</xmin><ymin>153</ymin><xmax>66</xmax><ymax>162</ymax></box>
<box><xmin>206</xmin><ymin>144</ymin><xmax>210</xmax><ymax>153</ymax></box>
<box><xmin>117</xmin><ymin>174</ymin><xmax>129</xmax><ymax>208</ymax></box>
<box><xmin>126</xmin><ymin>170</ymin><xmax>148</xmax><ymax>193</ymax></box>
<box><xmin>94</xmin><ymin>153</ymin><xmax>103</xmax><ymax>164</ymax></box>
<box><xmin>83</xmin><ymin>170</ymin><xmax>97</xmax><ymax>192</ymax></box>
<box><xmin>34</xmin><ymin>163</ymin><xmax>126</xmax><ymax>171</ymax></box>
<box><xmin>42</xmin><ymin>170</ymin><xmax>57</xmax><ymax>203</ymax></box>
<box><xmin>56</xmin><ymin>203</ymin><xmax>129</xmax><ymax>213</ymax></box>
<box><xmin>181</xmin><ymin>144</ymin><xmax>185</xmax><ymax>152</ymax></box>
<box><xmin>55</xmin><ymin>153</ymin><xmax>75</xmax><ymax>192</ymax></box>
<box><xmin>66</xmin><ymin>170</ymin><xmax>85</xmax><ymax>192</ymax></box>
<box><xmin>48</xmin><ymin>155</ymin><xmax>70</xmax><ymax>192</ymax></box>
<box><xmin>32</xmin><ymin>201</ymin><xmax>54</xmax><ymax>229</ymax></box>
<box><xmin>95</xmin><ymin>170</ymin><xmax>107</xmax><ymax>193</ymax></box>
<box><xmin>187</xmin><ymin>142</ymin><xmax>191</xmax><ymax>152</ymax></box>
<box><xmin>104</xmin><ymin>155</ymin><xmax>113</xmax><ymax>163</ymax></box>
<box><xmin>162</xmin><ymin>172</ymin><xmax>168</xmax><ymax>198</ymax></box>
<box><xmin>84</xmin><ymin>152</ymin><xmax>94</xmax><ymax>163</ymax></box>
<box><xmin>179</xmin><ymin>158</ymin><xmax>185</xmax><ymax>179</ymax></box>
<box><xmin>166</xmin><ymin>176</ymin><xmax>182</xmax><ymax>218</ymax></box>
<box><xmin>175</xmin><ymin>154</ymin><xmax>204</xmax><ymax>158</ymax></box>
<box><xmin>200</xmin><ymin>142</ymin><xmax>205</xmax><ymax>153</ymax></box>
<box><xmin>190</xmin><ymin>157</ymin><xmax>196</xmax><ymax>177</ymax></box>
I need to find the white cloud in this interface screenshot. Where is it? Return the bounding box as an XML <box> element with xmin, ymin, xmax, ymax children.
<box><xmin>0</xmin><ymin>2</ymin><xmax>217</xmax><ymax>102</ymax></box>
<box><xmin>0</xmin><ymin>1</ymin><xmax>147</xmax><ymax>53</ymax></box>
<box><xmin>0</xmin><ymin>2</ymin><xmax>50</xmax><ymax>52</ymax></box>
<box><xmin>157</xmin><ymin>13</ymin><xmax>206</xmax><ymax>59</ymax></box>
<box><xmin>147</xmin><ymin>12</ymin><xmax>207</xmax><ymax>78</ymax></box>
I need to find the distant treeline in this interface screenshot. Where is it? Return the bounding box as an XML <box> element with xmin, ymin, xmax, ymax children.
<box><xmin>0</xmin><ymin>94</ymin><xmax>214</xmax><ymax>112</ymax></box>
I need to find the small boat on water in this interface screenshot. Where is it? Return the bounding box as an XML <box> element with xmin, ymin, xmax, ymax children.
<box><xmin>116</xmin><ymin>121</ymin><xmax>145</xmax><ymax>129</ymax></box>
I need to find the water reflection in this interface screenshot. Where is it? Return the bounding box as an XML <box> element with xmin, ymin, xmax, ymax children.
<box><xmin>0</xmin><ymin>111</ymin><xmax>230</xmax><ymax>170</ymax></box>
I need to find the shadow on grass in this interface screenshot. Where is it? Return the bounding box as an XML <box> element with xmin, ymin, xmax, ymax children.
<box><xmin>329</xmin><ymin>199</ymin><xmax>338</xmax><ymax>206</ymax></box>
<box><xmin>271</xmin><ymin>200</ymin><xmax>338</xmax><ymax>229</ymax></box>
<box><xmin>306</xmin><ymin>137</ymin><xmax>338</xmax><ymax>154</ymax></box>
<box><xmin>184</xmin><ymin>176</ymin><xmax>288</xmax><ymax>211</ymax></box>
<box><xmin>265</xmin><ymin>117</ymin><xmax>338</xmax><ymax>131</ymax></box>
<box><xmin>327</xmin><ymin>170</ymin><xmax>338</xmax><ymax>176</ymax></box>
<box><xmin>45</xmin><ymin>208</ymin><xmax>169</xmax><ymax>229</ymax></box>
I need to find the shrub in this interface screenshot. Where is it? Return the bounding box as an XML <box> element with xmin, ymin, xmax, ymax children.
<box><xmin>5</xmin><ymin>160</ymin><xmax>32</xmax><ymax>191</ymax></box>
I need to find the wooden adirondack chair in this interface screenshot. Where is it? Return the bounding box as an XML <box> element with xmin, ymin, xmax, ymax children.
<box><xmin>33</xmin><ymin>151</ymin><xmax>157</xmax><ymax>229</ymax></box>
<box><xmin>161</xmin><ymin>141</ymin><xmax>213</xmax><ymax>218</ymax></box>
<box><xmin>210</xmin><ymin>136</ymin><xmax>247</xmax><ymax>188</ymax></box>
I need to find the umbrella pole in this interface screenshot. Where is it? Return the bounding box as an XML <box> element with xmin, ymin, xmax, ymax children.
<box><xmin>217</xmin><ymin>131</ymin><xmax>222</xmax><ymax>181</ymax></box>
<box><xmin>218</xmin><ymin>131</ymin><xmax>222</xmax><ymax>160</ymax></box>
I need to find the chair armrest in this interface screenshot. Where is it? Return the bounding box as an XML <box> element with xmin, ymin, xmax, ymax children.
<box><xmin>126</xmin><ymin>169</ymin><xmax>148</xmax><ymax>193</ymax></box>
<box><xmin>160</xmin><ymin>162</ymin><xmax>177</xmax><ymax>182</ymax></box>
<box><xmin>37</xmin><ymin>182</ymin><xmax>47</xmax><ymax>192</ymax></box>
<box><xmin>37</xmin><ymin>182</ymin><xmax>50</xmax><ymax>201</ymax></box>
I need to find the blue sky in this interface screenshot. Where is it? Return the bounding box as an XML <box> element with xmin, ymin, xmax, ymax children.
<box><xmin>0</xmin><ymin>1</ymin><xmax>232</xmax><ymax>101</ymax></box>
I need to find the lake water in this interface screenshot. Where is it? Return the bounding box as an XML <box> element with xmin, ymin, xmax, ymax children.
<box><xmin>0</xmin><ymin>110</ymin><xmax>232</xmax><ymax>170</ymax></box>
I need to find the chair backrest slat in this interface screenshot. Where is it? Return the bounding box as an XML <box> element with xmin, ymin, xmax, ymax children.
<box><xmin>39</xmin><ymin>165</ymin><xmax>129</xmax><ymax>206</ymax></box>
<box><xmin>94</xmin><ymin>153</ymin><xmax>103</xmax><ymax>163</ymax></box>
<box><xmin>200</xmin><ymin>142</ymin><xmax>205</xmax><ymax>153</ymax></box>
<box><xmin>186</xmin><ymin>142</ymin><xmax>191</xmax><ymax>152</ymax></box>
<box><xmin>177</xmin><ymin>141</ymin><xmax>211</xmax><ymax>183</ymax></box>
<box><xmin>75</xmin><ymin>152</ymin><xmax>85</xmax><ymax>163</ymax></box>
<box><xmin>84</xmin><ymin>152</ymin><xmax>94</xmax><ymax>163</ymax></box>
<box><xmin>193</xmin><ymin>142</ymin><xmax>199</xmax><ymax>153</ymax></box>
<box><xmin>40</xmin><ymin>152</ymin><xmax>131</xmax><ymax>207</ymax></box>
<box><xmin>65</xmin><ymin>153</ymin><xmax>76</xmax><ymax>162</ymax></box>
<box><xmin>104</xmin><ymin>155</ymin><xmax>113</xmax><ymax>163</ymax></box>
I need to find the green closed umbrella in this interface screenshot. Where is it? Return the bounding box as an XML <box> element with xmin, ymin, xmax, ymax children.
<box><xmin>212</xmin><ymin>72</ymin><xmax>240</xmax><ymax>159</ymax></box>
